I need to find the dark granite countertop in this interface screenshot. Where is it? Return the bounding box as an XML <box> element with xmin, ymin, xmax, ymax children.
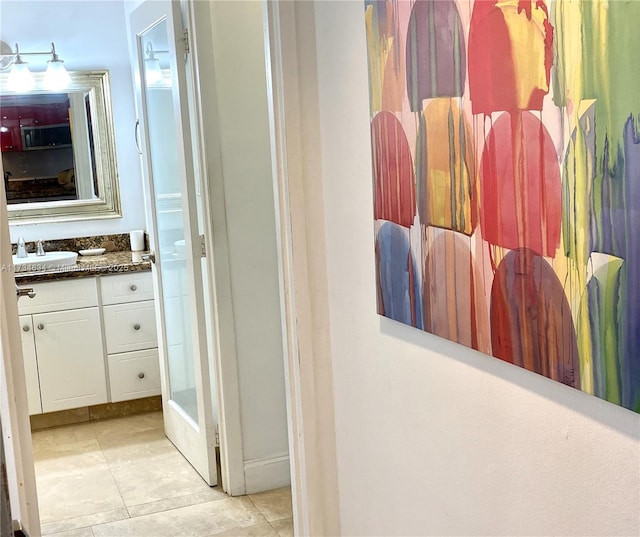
<box><xmin>14</xmin><ymin>251</ymin><xmax>152</xmax><ymax>284</ymax></box>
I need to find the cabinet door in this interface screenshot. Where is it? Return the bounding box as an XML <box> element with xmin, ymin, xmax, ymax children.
<box><xmin>34</xmin><ymin>307</ymin><xmax>108</xmax><ymax>413</ymax></box>
<box><xmin>0</xmin><ymin>119</ymin><xmax>21</xmax><ymax>151</ymax></box>
<box><xmin>18</xmin><ymin>315</ymin><xmax>42</xmax><ymax>415</ymax></box>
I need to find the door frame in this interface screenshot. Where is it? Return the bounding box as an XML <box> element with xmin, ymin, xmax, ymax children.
<box><xmin>264</xmin><ymin>1</ymin><xmax>341</xmax><ymax>535</ymax></box>
<box><xmin>0</xmin><ymin>162</ymin><xmax>41</xmax><ymax>536</ymax></box>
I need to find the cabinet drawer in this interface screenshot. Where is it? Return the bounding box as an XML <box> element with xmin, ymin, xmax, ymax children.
<box><xmin>108</xmin><ymin>349</ymin><xmax>161</xmax><ymax>402</ymax></box>
<box><xmin>18</xmin><ymin>278</ymin><xmax>99</xmax><ymax>315</ymax></box>
<box><xmin>103</xmin><ymin>300</ymin><xmax>158</xmax><ymax>353</ymax></box>
<box><xmin>100</xmin><ymin>272</ymin><xmax>154</xmax><ymax>305</ymax></box>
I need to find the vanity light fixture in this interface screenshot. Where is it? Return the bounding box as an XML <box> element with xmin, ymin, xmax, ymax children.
<box><xmin>0</xmin><ymin>40</ymin><xmax>71</xmax><ymax>91</ymax></box>
<box><xmin>44</xmin><ymin>42</ymin><xmax>71</xmax><ymax>90</ymax></box>
<box><xmin>144</xmin><ymin>42</ymin><xmax>164</xmax><ymax>86</ymax></box>
<box><xmin>7</xmin><ymin>44</ymin><xmax>35</xmax><ymax>92</ymax></box>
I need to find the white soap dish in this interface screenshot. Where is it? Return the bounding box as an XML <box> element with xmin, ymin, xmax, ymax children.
<box><xmin>78</xmin><ymin>248</ymin><xmax>106</xmax><ymax>256</ymax></box>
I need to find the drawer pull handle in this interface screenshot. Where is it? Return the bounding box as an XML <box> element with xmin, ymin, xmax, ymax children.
<box><xmin>22</xmin><ymin>325</ymin><xmax>30</xmax><ymax>332</ymax></box>
<box><xmin>37</xmin><ymin>323</ymin><xmax>44</xmax><ymax>330</ymax></box>
<box><xmin>133</xmin><ymin>323</ymin><xmax>141</xmax><ymax>331</ymax></box>
<box><xmin>130</xmin><ymin>284</ymin><xmax>138</xmax><ymax>291</ymax></box>
<box><xmin>138</xmin><ymin>372</ymin><xmax>145</xmax><ymax>379</ymax></box>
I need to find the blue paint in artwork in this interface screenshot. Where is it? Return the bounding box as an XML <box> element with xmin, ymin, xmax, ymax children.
<box><xmin>591</xmin><ymin>116</ymin><xmax>640</xmax><ymax>411</ymax></box>
<box><xmin>376</xmin><ymin>221</ymin><xmax>422</xmax><ymax>328</ymax></box>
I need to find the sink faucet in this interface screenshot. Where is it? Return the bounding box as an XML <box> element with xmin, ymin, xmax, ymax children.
<box><xmin>36</xmin><ymin>239</ymin><xmax>46</xmax><ymax>256</ymax></box>
<box><xmin>16</xmin><ymin>236</ymin><xmax>28</xmax><ymax>258</ymax></box>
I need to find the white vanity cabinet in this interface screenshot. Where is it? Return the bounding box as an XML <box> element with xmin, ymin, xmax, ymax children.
<box><xmin>18</xmin><ymin>272</ymin><xmax>160</xmax><ymax>415</ymax></box>
<box><xmin>18</xmin><ymin>316</ymin><xmax>42</xmax><ymax>415</ymax></box>
<box><xmin>18</xmin><ymin>278</ymin><xmax>108</xmax><ymax>413</ymax></box>
<box><xmin>100</xmin><ymin>273</ymin><xmax>161</xmax><ymax>402</ymax></box>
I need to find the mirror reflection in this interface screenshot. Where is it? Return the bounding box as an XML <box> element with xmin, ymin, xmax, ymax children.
<box><xmin>1</xmin><ymin>91</ymin><xmax>98</xmax><ymax>204</ymax></box>
<box><xmin>0</xmin><ymin>70</ymin><xmax>121</xmax><ymax>223</ymax></box>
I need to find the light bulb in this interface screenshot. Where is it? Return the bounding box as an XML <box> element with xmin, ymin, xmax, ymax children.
<box><xmin>44</xmin><ymin>59</ymin><xmax>71</xmax><ymax>90</ymax></box>
<box><xmin>8</xmin><ymin>61</ymin><xmax>35</xmax><ymax>92</ymax></box>
<box><xmin>144</xmin><ymin>57</ymin><xmax>163</xmax><ymax>86</ymax></box>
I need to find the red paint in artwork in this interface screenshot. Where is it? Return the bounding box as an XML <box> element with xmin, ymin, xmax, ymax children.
<box><xmin>491</xmin><ymin>248</ymin><xmax>580</xmax><ymax>388</ymax></box>
<box><xmin>480</xmin><ymin>111</ymin><xmax>561</xmax><ymax>257</ymax></box>
<box><xmin>468</xmin><ymin>0</ymin><xmax>553</xmax><ymax>114</ymax></box>
<box><xmin>372</xmin><ymin>111</ymin><xmax>416</xmax><ymax>228</ymax></box>
<box><xmin>468</xmin><ymin>0</ymin><xmax>517</xmax><ymax>114</ymax></box>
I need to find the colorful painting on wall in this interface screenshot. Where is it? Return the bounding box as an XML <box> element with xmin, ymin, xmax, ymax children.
<box><xmin>365</xmin><ymin>0</ymin><xmax>640</xmax><ymax>413</ymax></box>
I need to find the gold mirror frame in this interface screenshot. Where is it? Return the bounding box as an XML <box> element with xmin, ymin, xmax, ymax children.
<box><xmin>0</xmin><ymin>70</ymin><xmax>121</xmax><ymax>224</ymax></box>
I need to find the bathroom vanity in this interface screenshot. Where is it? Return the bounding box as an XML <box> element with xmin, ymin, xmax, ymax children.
<box><xmin>15</xmin><ymin>251</ymin><xmax>160</xmax><ymax>416</ymax></box>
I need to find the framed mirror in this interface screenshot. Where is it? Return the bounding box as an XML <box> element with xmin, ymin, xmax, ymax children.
<box><xmin>0</xmin><ymin>70</ymin><xmax>121</xmax><ymax>223</ymax></box>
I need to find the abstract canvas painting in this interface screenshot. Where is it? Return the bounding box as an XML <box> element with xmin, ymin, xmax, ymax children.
<box><xmin>365</xmin><ymin>0</ymin><xmax>640</xmax><ymax>412</ymax></box>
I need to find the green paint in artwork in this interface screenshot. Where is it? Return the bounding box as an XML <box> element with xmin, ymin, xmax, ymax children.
<box><xmin>588</xmin><ymin>258</ymin><xmax>624</xmax><ymax>404</ymax></box>
<box><xmin>589</xmin><ymin>2</ymin><xmax>640</xmax><ymax>160</ymax></box>
<box><xmin>553</xmin><ymin>0</ymin><xmax>640</xmax><ymax>170</ymax></box>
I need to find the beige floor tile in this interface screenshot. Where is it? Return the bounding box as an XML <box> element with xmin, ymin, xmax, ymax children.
<box><xmin>31</xmin><ymin>423</ymin><xmax>99</xmax><ymax>451</ymax></box>
<box><xmin>37</xmin><ymin>467</ymin><xmax>126</xmax><ymax>524</ymax></box>
<box><xmin>41</xmin><ymin>509</ymin><xmax>129</xmax><ymax>536</ymax></box>
<box><xmin>248</xmin><ymin>487</ymin><xmax>293</xmax><ymax>522</ymax></box>
<box><xmin>216</xmin><ymin>522</ymin><xmax>279</xmax><ymax>536</ymax></box>
<box><xmin>87</xmin><ymin>411</ymin><xmax>164</xmax><ymax>441</ymax></box>
<box><xmin>91</xmin><ymin>497</ymin><xmax>266</xmax><ymax>537</ymax></box>
<box><xmin>97</xmin><ymin>427</ymin><xmax>174</xmax><ymax>466</ymax></box>
<box><xmin>110</xmin><ymin>450</ymin><xmax>212</xmax><ymax>507</ymax></box>
<box><xmin>42</xmin><ymin>527</ymin><xmax>95</xmax><ymax>537</ymax></box>
<box><xmin>34</xmin><ymin>438</ymin><xmax>108</xmax><ymax>476</ymax></box>
<box><xmin>126</xmin><ymin>488</ymin><xmax>229</xmax><ymax>518</ymax></box>
<box><xmin>270</xmin><ymin>517</ymin><xmax>294</xmax><ymax>537</ymax></box>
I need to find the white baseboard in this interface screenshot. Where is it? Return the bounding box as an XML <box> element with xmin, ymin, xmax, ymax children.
<box><xmin>244</xmin><ymin>453</ymin><xmax>291</xmax><ymax>494</ymax></box>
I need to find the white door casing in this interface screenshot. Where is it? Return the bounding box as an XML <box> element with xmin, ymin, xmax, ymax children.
<box><xmin>0</xmin><ymin>161</ymin><xmax>41</xmax><ymax>535</ymax></box>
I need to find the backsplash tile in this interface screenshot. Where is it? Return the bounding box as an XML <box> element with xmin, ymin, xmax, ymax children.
<box><xmin>11</xmin><ymin>233</ymin><xmax>147</xmax><ymax>254</ymax></box>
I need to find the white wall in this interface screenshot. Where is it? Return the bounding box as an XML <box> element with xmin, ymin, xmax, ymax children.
<box><xmin>206</xmin><ymin>1</ymin><xmax>290</xmax><ymax>492</ymax></box>
<box><xmin>304</xmin><ymin>2</ymin><xmax>640</xmax><ymax>535</ymax></box>
<box><xmin>2</xmin><ymin>0</ymin><xmax>145</xmax><ymax>242</ymax></box>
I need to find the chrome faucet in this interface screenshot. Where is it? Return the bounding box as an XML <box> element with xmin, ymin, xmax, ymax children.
<box><xmin>16</xmin><ymin>236</ymin><xmax>28</xmax><ymax>258</ymax></box>
<box><xmin>36</xmin><ymin>239</ymin><xmax>46</xmax><ymax>256</ymax></box>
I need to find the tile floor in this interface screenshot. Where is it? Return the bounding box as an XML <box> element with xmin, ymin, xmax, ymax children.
<box><xmin>31</xmin><ymin>411</ymin><xmax>293</xmax><ymax>537</ymax></box>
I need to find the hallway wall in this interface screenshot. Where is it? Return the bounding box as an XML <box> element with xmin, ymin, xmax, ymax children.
<box><xmin>198</xmin><ymin>0</ymin><xmax>290</xmax><ymax>494</ymax></box>
<box><xmin>300</xmin><ymin>2</ymin><xmax>640</xmax><ymax>535</ymax></box>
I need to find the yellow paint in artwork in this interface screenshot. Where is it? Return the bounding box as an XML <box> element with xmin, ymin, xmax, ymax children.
<box><xmin>549</xmin><ymin>253</ymin><xmax>594</xmax><ymax>394</ymax></box>
<box><xmin>422</xmin><ymin>98</ymin><xmax>475</xmax><ymax>235</ymax></box>
<box><xmin>381</xmin><ymin>38</ymin><xmax>405</xmax><ymax>112</ymax></box>
<box><xmin>365</xmin><ymin>4</ymin><xmax>404</xmax><ymax>114</ymax></box>
<box><xmin>553</xmin><ymin>0</ymin><xmax>606</xmax><ymax>394</ymax></box>
<box><xmin>558</xmin><ymin>101</ymin><xmax>597</xmax><ymax>393</ymax></box>
<box><xmin>577</xmin><ymin>286</ymin><xmax>594</xmax><ymax>394</ymax></box>
<box><xmin>365</xmin><ymin>5</ymin><xmax>389</xmax><ymax>113</ymax></box>
<box><xmin>552</xmin><ymin>0</ymin><xmax>583</xmax><ymax>114</ymax></box>
<box><xmin>500</xmin><ymin>1</ymin><xmax>550</xmax><ymax>109</ymax></box>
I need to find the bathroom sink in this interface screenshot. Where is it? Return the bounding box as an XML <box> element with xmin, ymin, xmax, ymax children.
<box><xmin>13</xmin><ymin>251</ymin><xmax>79</xmax><ymax>271</ymax></box>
